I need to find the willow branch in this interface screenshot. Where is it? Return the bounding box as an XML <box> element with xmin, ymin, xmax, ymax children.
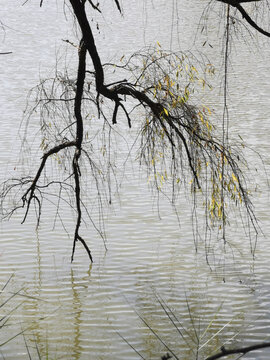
<box><xmin>21</xmin><ymin>140</ymin><xmax>76</xmax><ymax>223</ymax></box>
<box><xmin>116</xmin><ymin>84</ymin><xmax>201</xmax><ymax>187</ymax></box>
<box><xmin>235</xmin><ymin>3</ymin><xmax>270</xmax><ymax>37</ymax></box>
<box><xmin>71</xmin><ymin>40</ymin><xmax>93</xmax><ymax>263</ymax></box>
<box><xmin>69</xmin><ymin>0</ymin><xmax>119</xmax><ymax>101</ymax></box>
<box><xmin>113</xmin><ymin>0</ymin><xmax>122</xmax><ymax>13</ymax></box>
<box><xmin>217</xmin><ymin>0</ymin><xmax>270</xmax><ymax>37</ymax></box>
<box><xmin>88</xmin><ymin>0</ymin><xmax>101</xmax><ymax>13</ymax></box>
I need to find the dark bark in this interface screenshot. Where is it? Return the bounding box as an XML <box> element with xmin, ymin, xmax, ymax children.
<box><xmin>21</xmin><ymin>140</ymin><xmax>76</xmax><ymax>224</ymax></box>
<box><xmin>71</xmin><ymin>40</ymin><xmax>93</xmax><ymax>262</ymax></box>
<box><xmin>217</xmin><ymin>0</ymin><xmax>270</xmax><ymax>38</ymax></box>
<box><xmin>19</xmin><ymin>39</ymin><xmax>93</xmax><ymax>262</ymax></box>
<box><xmin>69</xmin><ymin>0</ymin><xmax>119</xmax><ymax>102</ymax></box>
<box><xmin>2</xmin><ymin>0</ymin><xmax>261</xmax><ymax>262</ymax></box>
<box><xmin>68</xmin><ymin>0</ymin><xmax>202</xmax><ymax>191</ymax></box>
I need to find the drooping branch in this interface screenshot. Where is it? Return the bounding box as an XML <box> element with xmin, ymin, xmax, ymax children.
<box><xmin>66</xmin><ymin>0</ymin><xmax>258</xmax><ymax>240</ymax></box>
<box><xmin>69</xmin><ymin>0</ymin><xmax>119</xmax><ymax>102</ymax></box>
<box><xmin>71</xmin><ymin>39</ymin><xmax>93</xmax><ymax>262</ymax></box>
<box><xmin>68</xmin><ymin>0</ymin><xmax>203</xmax><ymax>188</ymax></box>
<box><xmin>1</xmin><ymin>0</ymin><xmax>260</xmax><ymax>263</ymax></box>
<box><xmin>235</xmin><ymin>3</ymin><xmax>270</xmax><ymax>37</ymax></box>
<box><xmin>113</xmin><ymin>0</ymin><xmax>122</xmax><ymax>13</ymax></box>
<box><xmin>2</xmin><ymin>38</ymin><xmax>93</xmax><ymax>262</ymax></box>
<box><xmin>21</xmin><ymin>140</ymin><xmax>76</xmax><ymax>224</ymax></box>
<box><xmin>87</xmin><ymin>0</ymin><xmax>101</xmax><ymax>13</ymax></box>
<box><xmin>217</xmin><ymin>0</ymin><xmax>270</xmax><ymax>37</ymax></box>
<box><xmin>115</xmin><ymin>84</ymin><xmax>201</xmax><ymax>188</ymax></box>
<box><xmin>74</xmin><ymin>40</ymin><xmax>86</xmax><ymax>149</ymax></box>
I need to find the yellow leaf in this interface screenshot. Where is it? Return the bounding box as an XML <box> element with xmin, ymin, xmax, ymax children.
<box><xmin>204</xmin><ymin>106</ymin><xmax>212</xmax><ymax>115</ymax></box>
<box><xmin>198</xmin><ymin>112</ymin><xmax>204</xmax><ymax>124</ymax></box>
<box><xmin>163</xmin><ymin>107</ymin><xmax>168</xmax><ymax>116</ymax></box>
<box><xmin>238</xmin><ymin>192</ymin><xmax>242</xmax><ymax>203</ymax></box>
<box><xmin>232</xmin><ymin>173</ymin><xmax>238</xmax><ymax>183</ymax></box>
<box><xmin>218</xmin><ymin>204</ymin><xmax>223</xmax><ymax>218</ymax></box>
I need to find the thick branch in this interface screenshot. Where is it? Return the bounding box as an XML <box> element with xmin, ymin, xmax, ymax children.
<box><xmin>217</xmin><ymin>0</ymin><xmax>270</xmax><ymax>37</ymax></box>
<box><xmin>235</xmin><ymin>3</ymin><xmax>270</xmax><ymax>37</ymax></box>
<box><xmin>69</xmin><ymin>0</ymin><xmax>119</xmax><ymax>102</ymax></box>
<box><xmin>74</xmin><ymin>40</ymin><xmax>86</xmax><ymax>149</ymax></box>
<box><xmin>69</xmin><ymin>0</ymin><xmax>104</xmax><ymax>90</ymax></box>
<box><xmin>71</xmin><ymin>39</ymin><xmax>93</xmax><ymax>262</ymax></box>
<box><xmin>113</xmin><ymin>0</ymin><xmax>122</xmax><ymax>13</ymax></box>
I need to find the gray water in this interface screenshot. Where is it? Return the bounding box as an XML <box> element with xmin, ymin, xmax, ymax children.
<box><xmin>1</xmin><ymin>1</ymin><xmax>270</xmax><ymax>359</ymax></box>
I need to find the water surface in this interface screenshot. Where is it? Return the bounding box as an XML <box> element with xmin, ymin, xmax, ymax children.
<box><xmin>1</xmin><ymin>1</ymin><xmax>270</xmax><ymax>359</ymax></box>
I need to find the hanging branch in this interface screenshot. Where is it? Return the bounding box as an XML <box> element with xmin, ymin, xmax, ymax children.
<box><xmin>1</xmin><ymin>0</ymin><xmax>261</xmax><ymax>262</ymax></box>
<box><xmin>68</xmin><ymin>1</ymin><xmax>201</xmax><ymax>187</ymax></box>
<box><xmin>114</xmin><ymin>0</ymin><xmax>122</xmax><ymax>13</ymax></box>
<box><xmin>217</xmin><ymin>0</ymin><xmax>270</xmax><ymax>38</ymax></box>
<box><xmin>20</xmin><ymin>140</ymin><xmax>76</xmax><ymax>225</ymax></box>
<box><xmin>88</xmin><ymin>0</ymin><xmax>101</xmax><ymax>13</ymax></box>
<box><xmin>1</xmin><ymin>37</ymin><xmax>93</xmax><ymax>262</ymax></box>
<box><xmin>71</xmin><ymin>39</ymin><xmax>93</xmax><ymax>262</ymax></box>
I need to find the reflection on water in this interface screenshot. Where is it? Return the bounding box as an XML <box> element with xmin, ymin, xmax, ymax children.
<box><xmin>1</xmin><ymin>199</ymin><xmax>270</xmax><ymax>359</ymax></box>
<box><xmin>1</xmin><ymin>0</ymin><xmax>270</xmax><ymax>359</ymax></box>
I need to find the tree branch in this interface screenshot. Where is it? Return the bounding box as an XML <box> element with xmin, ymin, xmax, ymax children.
<box><xmin>113</xmin><ymin>0</ymin><xmax>122</xmax><ymax>13</ymax></box>
<box><xmin>217</xmin><ymin>0</ymin><xmax>270</xmax><ymax>38</ymax></box>
<box><xmin>206</xmin><ymin>342</ymin><xmax>270</xmax><ymax>360</ymax></box>
<box><xmin>88</xmin><ymin>0</ymin><xmax>101</xmax><ymax>13</ymax></box>
<box><xmin>21</xmin><ymin>140</ymin><xmax>76</xmax><ymax>224</ymax></box>
<box><xmin>69</xmin><ymin>0</ymin><xmax>119</xmax><ymax>102</ymax></box>
<box><xmin>71</xmin><ymin>39</ymin><xmax>93</xmax><ymax>263</ymax></box>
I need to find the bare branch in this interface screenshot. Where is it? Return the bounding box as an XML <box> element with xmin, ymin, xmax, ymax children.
<box><xmin>21</xmin><ymin>140</ymin><xmax>76</xmax><ymax>223</ymax></box>
<box><xmin>88</xmin><ymin>0</ymin><xmax>101</xmax><ymax>13</ymax></box>
<box><xmin>113</xmin><ymin>0</ymin><xmax>122</xmax><ymax>13</ymax></box>
<box><xmin>217</xmin><ymin>0</ymin><xmax>270</xmax><ymax>37</ymax></box>
<box><xmin>206</xmin><ymin>342</ymin><xmax>270</xmax><ymax>360</ymax></box>
<box><xmin>70</xmin><ymin>39</ymin><xmax>93</xmax><ymax>262</ymax></box>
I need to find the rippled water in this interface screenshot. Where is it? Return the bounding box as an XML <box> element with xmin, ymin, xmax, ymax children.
<box><xmin>1</xmin><ymin>1</ymin><xmax>270</xmax><ymax>359</ymax></box>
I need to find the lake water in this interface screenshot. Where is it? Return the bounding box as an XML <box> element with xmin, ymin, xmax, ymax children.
<box><xmin>1</xmin><ymin>1</ymin><xmax>270</xmax><ymax>359</ymax></box>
